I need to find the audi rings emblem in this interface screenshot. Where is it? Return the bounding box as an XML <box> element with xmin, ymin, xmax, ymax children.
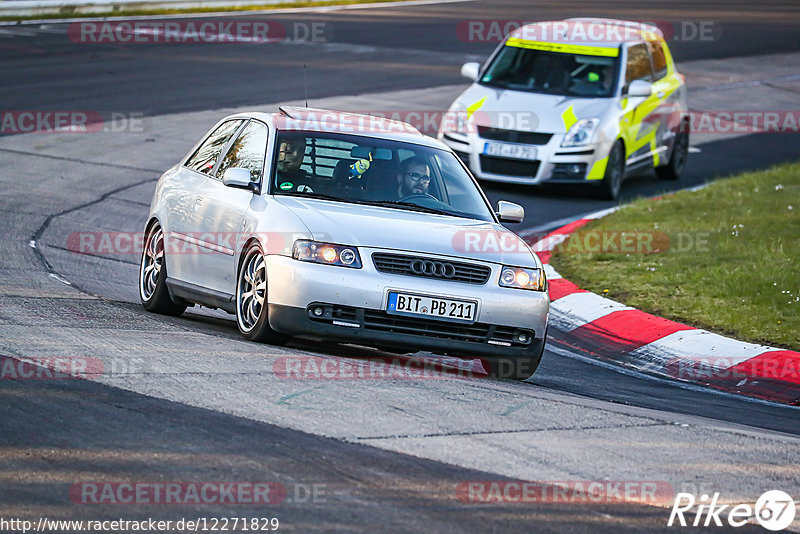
<box><xmin>410</xmin><ymin>259</ymin><xmax>456</xmax><ymax>278</ymax></box>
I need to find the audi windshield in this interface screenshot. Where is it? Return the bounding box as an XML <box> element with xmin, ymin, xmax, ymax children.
<box><xmin>270</xmin><ymin>131</ymin><xmax>495</xmax><ymax>222</ymax></box>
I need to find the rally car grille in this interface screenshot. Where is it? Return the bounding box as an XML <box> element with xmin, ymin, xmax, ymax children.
<box><xmin>372</xmin><ymin>253</ymin><xmax>491</xmax><ymax>285</ymax></box>
<box><xmin>479</xmin><ymin>155</ymin><xmax>541</xmax><ymax>178</ymax></box>
<box><xmin>478</xmin><ymin>126</ymin><xmax>552</xmax><ymax>145</ymax></box>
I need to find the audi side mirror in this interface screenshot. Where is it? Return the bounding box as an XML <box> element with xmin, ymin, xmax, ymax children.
<box><xmin>496</xmin><ymin>201</ymin><xmax>524</xmax><ymax>224</ymax></box>
<box><xmin>222</xmin><ymin>167</ymin><xmax>255</xmax><ymax>190</ymax></box>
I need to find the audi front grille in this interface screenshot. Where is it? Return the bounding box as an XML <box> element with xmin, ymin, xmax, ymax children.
<box><xmin>308</xmin><ymin>304</ymin><xmax>534</xmax><ymax>346</ymax></box>
<box><xmin>372</xmin><ymin>253</ymin><xmax>491</xmax><ymax>284</ymax></box>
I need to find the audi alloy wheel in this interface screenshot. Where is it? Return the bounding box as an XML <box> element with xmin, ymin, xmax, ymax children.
<box><xmin>139</xmin><ymin>222</ymin><xmax>186</xmax><ymax>316</ymax></box>
<box><xmin>235</xmin><ymin>241</ymin><xmax>289</xmax><ymax>344</ymax></box>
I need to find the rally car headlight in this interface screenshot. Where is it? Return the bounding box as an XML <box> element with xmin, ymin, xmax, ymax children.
<box><xmin>499</xmin><ymin>266</ymin><xmax>546</xmax><ymax>291</ymax></box>
<box><xmin>292</xmin><ymin>240</ymin><xmax>362</xmax><ymax>268</ymax></box>
<box><xmin>561</xmin><ymin>118</ymin><xmax>600</xmax><ymax>147</ymax></box>
<box><xmin>441</xmin><ymin>102</ymin><xmax>469</xmax><ymax>136</ymax></box>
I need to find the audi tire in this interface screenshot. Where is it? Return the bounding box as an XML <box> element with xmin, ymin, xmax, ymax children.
<box><xmin>481</xmin><ymin>327</ymin><xmax>546</xmax><ymax>380</ymax></box>
<box><xmin>139</xmin><ymin>222</ymin><xmax>187</xmax><ymax>316</ymax></box>
<box><xmin>236</xmin><ymin>242</ymin><xmax>290</xmax><ymax>344</ymax></box>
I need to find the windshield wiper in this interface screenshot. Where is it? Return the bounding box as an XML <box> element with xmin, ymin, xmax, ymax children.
<box><xmin>278</xmin><ymin>191</ymin><xmax>344</xmax><ymax>202</ymax></box>
<box><xmin>277</xmin><ymin>193</ymin><xmax>474</xmax><ymax>219</ymax></box>
<box><xmin>360</xmin><ymin>200</ymin><xmax>465</xmax><ymax>217</ymax></box>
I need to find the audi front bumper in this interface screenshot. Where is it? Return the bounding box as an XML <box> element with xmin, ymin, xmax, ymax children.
<box><xmin>265</xmin><ymin>248</ymin><xmax>549</xmax><ymax>359</ymax></box>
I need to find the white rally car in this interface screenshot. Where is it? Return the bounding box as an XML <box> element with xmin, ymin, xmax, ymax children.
<box><xmin>439</xmin><ymin>18</ymin><xmax>689</xmax><ymax>199</ymax></box>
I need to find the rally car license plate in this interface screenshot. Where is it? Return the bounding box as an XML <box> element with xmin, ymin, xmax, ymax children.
<box><xmin>483</xmin><ymin>142</ymin><xmax>538</xmax><ymax>160</ymax></box>
<box><xmin>387</xmin><ymin>292</ymin><xmax>477</xmax><ymax>323</ymax></box>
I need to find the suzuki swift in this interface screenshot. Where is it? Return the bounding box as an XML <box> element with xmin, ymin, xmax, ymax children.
<box><xmin>440</xmin><ymin>18</ymin><xmax>689</xmax><ymax>199</ymax></box>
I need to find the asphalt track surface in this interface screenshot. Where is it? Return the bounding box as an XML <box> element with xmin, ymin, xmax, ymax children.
<box><xmin>1</xmin><ymin>0</ymin><xmax>799</xmax><ymax>532</ymax></box>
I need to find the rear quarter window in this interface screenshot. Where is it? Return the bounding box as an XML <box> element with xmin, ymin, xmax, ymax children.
<box><xmin>625</xmin><ymin>43</ymin><xmax>653</xmax><ymax>85</ymax></box>
<box><xmin>648</xmin><ymin>41</ymin><xmax>668</xmax><ymax>80</ymax></box>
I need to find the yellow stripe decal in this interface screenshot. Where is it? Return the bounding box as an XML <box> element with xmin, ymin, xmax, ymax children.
<box><xmin>561</xmin><ymin>105</ymin><xmax>578</xmax><ymax>131</ymax></box>
<box><xmin>506</xmin><ymin>38</ymin><xmax>620</xmax><ymax>58</ymax></box>
<box><xmin>651</xmin><ymin>138</ymin><xmax>660</xmax><ymax>167</ymax></box>
<box><xmin>587</xmin><ymin>155</ymin><xmax>608</xmax><ymax>180</ymax></box>
<box><xmin>466</xmin><ymin>97</ymin><xmax>487</xmax><ymax>119</ymax></box>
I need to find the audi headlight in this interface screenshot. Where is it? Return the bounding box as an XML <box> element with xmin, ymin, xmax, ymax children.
<box><xmin>292</xmin><ymin>240</ymin><xmax>362</xmax><ymax>268</ymax></box>
<box><xmin>561</xmin><ymin>118</ymin><xmax>600</xmax><ymax>147</ymax></box>
<box><xmin>499</xmin><ymin>266</ymin><xmax>546</xmax><ymax>291</ymax></box>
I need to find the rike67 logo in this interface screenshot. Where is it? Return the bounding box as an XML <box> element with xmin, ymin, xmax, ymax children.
<box><xmin>668</xmin><ymin>490</ymin><xmax>796</xmax><ymax>530</ymax></box>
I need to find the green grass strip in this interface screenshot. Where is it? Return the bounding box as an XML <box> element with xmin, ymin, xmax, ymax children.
<box><xmin>550</xmin><ymin>161</ymin><xmax>800</xmax><ymax>350</ymax></box>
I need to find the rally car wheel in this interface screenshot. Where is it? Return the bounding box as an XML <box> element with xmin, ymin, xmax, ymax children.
<box><xmin>600</xmin><ymin>141</ymin><xmax>625</xmax><ymax>201</ymax></box>
<box><xmin>656</xmin><ymin>131</ymin><xmax>689</xmax><ymax>181</ymax></box>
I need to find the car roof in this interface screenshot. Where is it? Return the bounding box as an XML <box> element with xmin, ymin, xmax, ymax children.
<box><xmin>509</xmin><ymin>18</ymin><xmax>663</xmax><ymax>48</ymax></box>
<box><xmin>228</xmin><ymin>107</ymin><xmax>448</xmax><ymax>150</ymax></box>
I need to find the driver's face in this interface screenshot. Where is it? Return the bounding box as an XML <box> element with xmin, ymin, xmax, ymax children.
<box><xmin>278</xmin><ymin>138</ymin><xmax>306</xmax><ymax>173</ymax></box>
<box><xmin>399</xmin><ymin>163</ymin><xmax>431</xmax><ymax>196</ymax></box>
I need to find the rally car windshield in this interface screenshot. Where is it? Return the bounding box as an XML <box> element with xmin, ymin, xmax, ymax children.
<box><xmin>480</xmin><ymin>45</ymin><xmax>619</xmax><ymax>98</ymax></box>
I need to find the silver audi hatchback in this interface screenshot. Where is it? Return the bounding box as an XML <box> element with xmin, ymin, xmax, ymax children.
<box><xmin>139</xmin><ymin>107</ymin><xmax>549</xmax><ymax>379</ymax></box>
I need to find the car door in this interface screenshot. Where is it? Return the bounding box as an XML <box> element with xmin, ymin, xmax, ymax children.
<box><xmin>618</xmin><ymin>42</ymin><xmax>661</xmax><ymax>168</ymax></box>
<box><xmin>647</xmin><ymin>38</ymin><xmax>684</xmax><ymax>164</ymax></box>
<box><xmin>190</xmin><ymin>119</ymin><xmax>270</xmax><ymax>296</ymax></box>
<box><xmin>168</xmin><ymin>118</ymin><xmax>245</xmax><ymax>283</ymax></box>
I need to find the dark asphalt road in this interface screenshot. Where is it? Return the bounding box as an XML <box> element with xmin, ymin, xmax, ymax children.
<box><xmin>1</xmin><ymin>0</ymin><xmax>800</xmax><ymax>116</ymax></box>
<box><xmin>2</xmin><ymin>369</ymin><xmax>717</xmax><ymax>533</ymax></box>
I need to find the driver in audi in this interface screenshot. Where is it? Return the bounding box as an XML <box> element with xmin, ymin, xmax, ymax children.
<box><xmin>395</xmin><ymin>157</ymin><xmax>431</xmax><ymax>199</ymax></box>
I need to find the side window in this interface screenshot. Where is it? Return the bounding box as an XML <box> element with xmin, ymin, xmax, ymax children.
<box><xmin>624</xmin><ymin>43</ymin><xmax>653</xmax><ymax>86</ymax></box>
<box><xmin>184</xmin><ymin>120</ymin><xmax>244</xmax><ymax>175</ymax></box>
<box><xmin>215</xmin><ymin>121</ymin><xmax>269</xmax><ymax>182</ymax></box>
<box><xmin>647</xmin><ymin>41</ymin><xmax>668</xmax><ymax>81</ymax></box>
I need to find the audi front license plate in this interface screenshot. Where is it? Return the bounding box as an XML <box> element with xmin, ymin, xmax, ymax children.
<box><xmin>387</xmin><ymin>291</ymin><xmax>477</xmax><ymax>323</ymax></box>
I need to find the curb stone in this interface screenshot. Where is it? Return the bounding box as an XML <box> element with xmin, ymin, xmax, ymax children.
<box><xmin>529</xmin><ymin>208</ymin><xmax>800</xmax><ymax>406</ymax></box>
